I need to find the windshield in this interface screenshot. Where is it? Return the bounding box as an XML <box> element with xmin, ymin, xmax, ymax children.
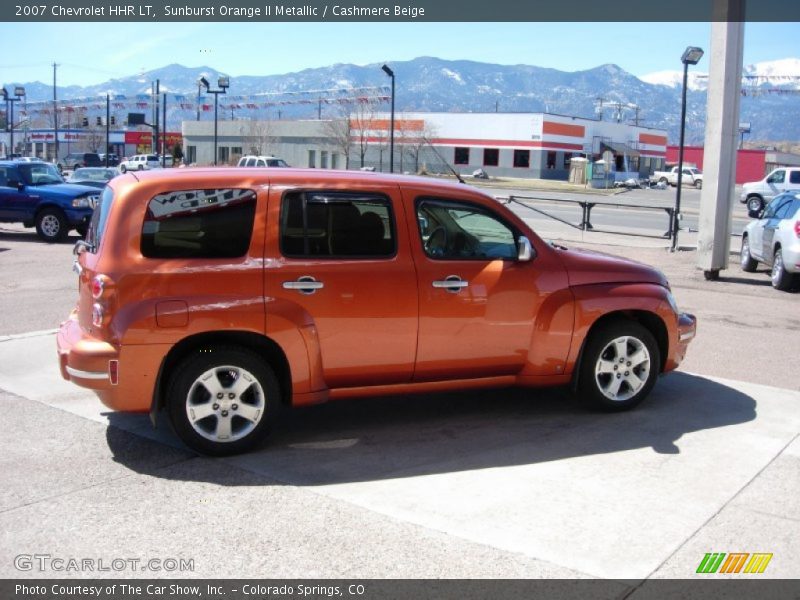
<box><xmin>19</xmin><ymin>163</ymin><xmax>64</xmax><ymax>185</ymax></box>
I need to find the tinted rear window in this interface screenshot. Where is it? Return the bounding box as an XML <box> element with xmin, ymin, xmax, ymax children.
<box><xmin>790</xmin><ymin>171</ymin><xmax>800</xmax><ymax>184</ymax></box>
<box><xmin>141</xmin><ymin>189</ymin><xmax>256</xmax><ymax>258</ymax></box>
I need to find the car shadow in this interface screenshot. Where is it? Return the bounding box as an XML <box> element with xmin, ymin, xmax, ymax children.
<box><xmin>0</xmin><ymin>226</ymin><xmax>83</xmax><ymax>244</ymax></box>
<box><xmin>106</xmin><ymin>372</ymin><xmax>757</xmax><ymax>486</ymax></box>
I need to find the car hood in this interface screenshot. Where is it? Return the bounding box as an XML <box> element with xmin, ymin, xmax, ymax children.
<box><xmin>557</xmin><ymin>246</ymin><xmax>669</xmax><ymax>288</ymax></box>
<box><xmin>30</xmin><ymin>183</ymin><xmax>100</xmax><ymax>197</ymax></box>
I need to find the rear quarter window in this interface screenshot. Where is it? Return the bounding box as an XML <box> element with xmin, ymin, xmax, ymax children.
<box><xmin>141</xmin><ymin>188</ymin><xmax>256</xmax><ymax>259</ymax></box>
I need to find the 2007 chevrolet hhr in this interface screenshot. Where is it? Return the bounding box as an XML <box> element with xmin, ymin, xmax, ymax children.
<box><xmin>58</xmin><ymin>169</ymin><xmax>696</xmax><ymax>455</ymax></box>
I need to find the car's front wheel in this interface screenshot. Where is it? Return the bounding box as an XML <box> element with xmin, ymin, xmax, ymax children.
<box><xmin>747</xmin><ymin>195</ymin><xmax>764</xmax><ymax>213</ymax></box>
<box><xmin>771</xmin><ymin>248</ymin><xmax>795</xmax><ymax>291</ymax></box>
<box><xmin>120</xmin><ymin>165</ymin><xmax>127</xmax><ymax>173</ymax></box>
<box><xmin>740</xmin><ymin>235</ymin><xmax>758</xmax><ymax>272</ymax></box>
<box><xmin>167</xmin><ymin>346</ymin><xmax>280</xmax><ymax>456</ymax></box>
<box><xmin>35</xmin><ymin>208</ymin><xmax>68</xmax><ymax>243</ymax></box>
<box><xmin>577</xmin><ymin>319</ymin><xmax>660</xmax><ymax>411</ymax></box>
<box><xmin>694</xmin><ymin>179</ymin><xmax>703</xmax><ymax>190</ymax></box>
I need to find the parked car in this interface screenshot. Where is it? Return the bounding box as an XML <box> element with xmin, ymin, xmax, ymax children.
<box><xmin>0</xmin><ymin>160</ymin><xmax>100</xmax><ymax>242</ymax></box>
<box><xmin>14</xmin><ymin>156</ymin><xmax>45</xmax><ymax>163</ymax></box>
<box><xmin>58</xmin><ymin>169</ymin><xmax>696</xmax><ymax>455</ymax></box>
<box><xmin>652</xmin><ymin>166</ymin><xmax>703</xmax><ymax>189</ymax></box>
<box><xmin>740</xmin><ymin>191</ymin><xmax>800</xmax><ymax>291</ymax></box>
<box><xmin>98</xmin><ymin>153</ymin><xmax>120</xmax><ymax>167</ymax></box>
<box><xmin>59</xmin><ymin>153</ymin><xmax>103</xmax><ymax>171</ymax></box>
<box><xmin>66</xmin><ymin>167</ymin><xmax>121</xmax><ymax>189</ymax></box>
<box><xmin>119</xmin><ymin>154</ymin><xmax>160</xmax><ymax>173</ymax></box>
<box><xmin>237</xmin><ymin>155</ymin><xmax>290</xmax><ymax>168</ymax></box>
<box><xmin>740</xmin><ymin>167</ymin><xmax>800</xmax><ymax>213</ymax></box>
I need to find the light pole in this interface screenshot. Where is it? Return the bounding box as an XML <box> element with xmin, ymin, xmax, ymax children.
<box><xmin>2</xmin><ymin>86</ymin><xmax>25</xmax><ymax>158</ymax></box>
<box><xmin>381</xmin><ymin>64</ymin><xmax>395</xmax><ymax>173</ymax></box>
<box><xmin>672</xmin><ymin>46</ymin><xmax>704</xmax><ymax>251</ymax></box>
<box><xmin>199</xmin><ymin>76</ymin><xmax>229</xmax><ymax>166</ymax></box>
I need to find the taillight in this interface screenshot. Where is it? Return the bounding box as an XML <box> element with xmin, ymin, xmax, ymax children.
<box><xmin>794</xmin><ymin>221</ymin><xmax>800</xmax><ymax>238</ymax></box>
<box><xmin>89</xmin><ymin>274</ymin><xmax>115</xmax><ymax>329</ymax></box>
<box><xmin>91</xmin><ymin>276</ymin><xmax>105</xmax><ymax>299</ymax></box>
<box><xmin>92</xmin><ymin>302</ymin><xmax>104</xmax><ymax>328</ymax></box>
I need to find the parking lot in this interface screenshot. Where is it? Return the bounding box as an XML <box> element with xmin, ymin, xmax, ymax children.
<box><xmin>0</xmin><ymin>183</ymin><xmax>798</xmax><ymax>586</ymax></box>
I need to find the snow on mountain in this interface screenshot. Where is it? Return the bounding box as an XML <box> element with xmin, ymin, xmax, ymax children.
<box><xmin>638</xmin><ymin>70</ymin><xmax>707</xmax><ymax>91</ymax></box>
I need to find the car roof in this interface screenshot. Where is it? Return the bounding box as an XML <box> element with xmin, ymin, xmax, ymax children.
<box><xmin>111</xmin><ymin>167</ymin><xmax>491</xmax><ymax>201</ymax></box>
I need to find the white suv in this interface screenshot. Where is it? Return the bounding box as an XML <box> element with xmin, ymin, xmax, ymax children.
<box><xmin>237</xmin><ymin>155</ymin><xmax>290</xmax><ymax>168</ymax></box>
<box><xmin>741</xmin><ymin>167</ymin><xmax>800</xmax><ymax>212</ymax></box>
<box><xmin>120</xmin><ymin>154</ymin><xmax>161</xmax><ymax>173</ymax></box>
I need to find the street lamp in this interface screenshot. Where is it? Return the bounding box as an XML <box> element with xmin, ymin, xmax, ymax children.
<box><xmin>381</xmin><ymin>64</ymin><xmax>395</xmax><ymax>173</ymax></box>
<box><xmin>2</xmin><ymin>86</ymin><xmax>25</xmax><ymax>158</ymax></box>
<box><xmin>199</xmin><ymin>76</ymin><xmax>229</xmax><ymax>166</ymax></box>
<box><xmin>672</xmin><ymin>46</ymin><xmax>704</xmax><ymax>251</ymax></box>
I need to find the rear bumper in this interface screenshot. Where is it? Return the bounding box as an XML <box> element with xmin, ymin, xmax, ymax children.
<box><xmin>57</xmin><ymin>312</ymin><xmax>156</xmax><ymax>413</ymax></box>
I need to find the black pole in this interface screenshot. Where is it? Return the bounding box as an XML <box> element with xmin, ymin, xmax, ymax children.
<box><xmin>105</xmin><ymin>95</ymin><xmax>110</xmax><ymax>166</ymax></box>
<box><xmin>162</xmin><ymin>93</ymin><xmax>167</xmax><ymax>167</ymax></box>
<box><xmin>53</xmin><ymin>63</ymin><xmax>59</xmax><ymax>162</ymax></box>
<box><xmin>196</xmin><ymin>82</ymin><xmax>201</xmax><ymax>121</ymax></box>
<box><xmin>154</xmin><ymin>79</ymin><xmax>160</xmax><ymax>158</ymax></box>
<box><xmin>672</xmin><ymin>61</ymin><xmax>690</xmax><ymax>251</ymax></box>
<box><xmin>389</xmin><ymin>74</ymin><xmax>395</xmax><ymax>173</ymax></box>
<box><xmin>213</xmin><ymin>91</ymin><xmax>218</xmax><ymax>166</ymax></box>
<box><xmin>9</xmin><ymin>98</ymin><xmax>14</xmax><ymax>158</ymax></box>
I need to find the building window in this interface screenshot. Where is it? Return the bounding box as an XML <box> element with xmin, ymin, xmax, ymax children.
<box><xmin>546</xmin><ymin>151</ymin><xmax>557</xmax><ymax>169</ymax></box>
<box><xmin>186</xmin><ymin>146</ymin><xmax>196</xmax><ymax>165</ymax></box>
<box><xmin>564</xmin><ymin>153</ymin><xmax>575</xmax><ymax>169</ymax></box>
<box><xmin>231</xmin><ymin>147</ymin><xmax>242</xmax><ymax>158</ymax></box>
<box><xmin>629</xmin><ymin>156</ymin><xmax>640</xmax><ymax>172</ymax></box>
<box><xmin>483</xmin><ymin>148</ymin><xmax>499</xmax><ymax>167</ymax></box>
<box><xmin>308</xmin><ymin>150</ymin><xmax>316</xmax><ymax>168</ymax></box>
<box><xmin>513</xmin><ymin>150</ymin><xmax>530</xmax><ymax>168</ymax></box>
<box><xmin>218</xmin><ymin>147</ymin><xmax>230</xmax><ymax>164</ymax></box>
<box><xmin>320</xmin><ymin>150</ymin><xmax>329</xmax><ymax>169</ymax></box>
<box><xmin>331</xmin><ymin>153</ymin><xmax>339</xmax><ymax>169</ymax></box>
<box><xmin>454</xmin><ymin>147</ymin><xmax>470</xmax><ymax>165</ymax></box>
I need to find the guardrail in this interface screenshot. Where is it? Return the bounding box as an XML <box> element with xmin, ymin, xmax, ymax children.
<box><xmin>502</xmin><ymin>194</ymin><xmax>678</xmax><ymax>241</ymax></box>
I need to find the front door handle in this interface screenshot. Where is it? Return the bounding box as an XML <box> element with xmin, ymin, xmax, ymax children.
<box><xmin>432</xmin><ymin>275</ymin><xmax>469</xmax><ymax>293</ymax></box>
<box><xmin>283</xmin><ymin>276</ymin><xmax>324</xmax><ymax>295</ymax></box>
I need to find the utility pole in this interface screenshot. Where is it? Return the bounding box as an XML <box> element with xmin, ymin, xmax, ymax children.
<box><xmin>162</xmin><ymin>92</ymin><xmax>167</xmax><ymax>167</ymax></box>
<box><xmin>154</xmin><ymin>79</ymin><xmax>160</xmax><ymax>157</ymax></box>
<box><xmin>595</xmin><ymin>96</ymin><xmax>606</xmax><ymax>121</ymax></box>
<box><xmin>633</xmin><ymin>105</ymin><xmax>642</xmax><ymax>126</ymax></box>
<box><xmin>53</xmin><ymin>62</ymin><xmax>59</xmax><ymax>161</ymax></box>
<box><xmin>105</xmin><ymin>94</ymin><xmax>110</xmax><ymax>166</ymax></box>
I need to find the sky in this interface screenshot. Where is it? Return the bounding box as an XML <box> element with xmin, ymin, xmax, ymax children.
<box><xmin>0</xmin><ymin>21</ymin><xmax>798</xmax><ymax>87</ymax></box>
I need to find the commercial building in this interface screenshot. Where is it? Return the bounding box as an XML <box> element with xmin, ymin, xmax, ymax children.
<box><xmin>179</xmin><ymin>112</ymin><xmax>668</xmax><ymax>181</ymax></box>
<box><xmin>6</xmin><ymin>128</ymin><xmax>182</xmax><ymax>160</ymax></box>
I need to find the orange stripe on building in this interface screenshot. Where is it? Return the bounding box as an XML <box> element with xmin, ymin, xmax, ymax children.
<box><xmin>365</xmin><ymin>119</ymin><xmax>425</xmax><ymax>131</ymax></box>
<box><xmin>639</xmin><ymin>133</ymin><xmax>668</xmax><ymax>146</ymax></box>
<box><xmin>542</xmin><ymin>121</ymin><xmax>585</xmax><ymax>138</ymax></box>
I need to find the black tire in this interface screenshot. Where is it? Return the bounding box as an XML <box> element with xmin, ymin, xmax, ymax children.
<box><xmin>167</xmin><ymin>346</ymin><xmax>280</xmax><ymax>456</ymax></box>
<box><xmin>740</xmin><ymin>235</ymin><xmax>758</xmax><ymax>272</ymax></box>
<box><xmin>120</xmin><ymin>165</ymin><xmax>127</xmax><ymax>173</ymax></box>
<box><xmin>771</xmin><ymin>248</ymin><xmax>794</xmax><ymax>292</ymax></box>
<box><xmin>35</xmin><ymin>207</ymin><xmax>68</xmax><ymax>243</ymax></box>
<box><xmin>694</xmin><ymin>179</ymin><xmax>703</xmax><ymax>190</ymax></box>
<box><xmin>576</xmin><ymin>319</ymin><xmax>660</xmax><ymax>412</ymax></box>
<box><xmin>137</xmin><ymin>165</ymin><xmax>144</xmax><ymax>171</ymax></box>
<box><xmin>747</xmin><ymin>195</ymin><xmax>764</xmax><ymax>213</ymax></box>
<box><xmin>75</xmin><ymin>224</ymin><xmax>88</xmax><ymax>238</ymax></box>
<box><xmin>659</xmin><ymin>177</ymin><xmax>668</xmax><ymax>185</ymax></box>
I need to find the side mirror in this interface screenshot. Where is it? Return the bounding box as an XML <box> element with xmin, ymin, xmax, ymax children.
<box><xmin>748</xmin><ymin>207</ymin><xmax>763</xmax><ymax>219</ymax></box>
<box><xmin>517</xmin><ymin>236</ymin><xmax>534</xmax><ymax>262</ymax></box>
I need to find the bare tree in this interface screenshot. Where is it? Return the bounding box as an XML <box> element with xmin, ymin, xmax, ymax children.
<box><xmin>82</xmin><ymin>124</ymin><xmax>105</xmax><ymax>153</ymax></box>
<box><xmin>404</xmin><ymin>121</ymin><xmax>438</xmax><ymax>174</ymax></box>
<box><xmin>323</xmin><ymin>113</ymin><xmax>351</xmax><ymax>169</ymax></box>
<box><xmin>242</xmin><ymin>117</ymin><xmax>275</xmax><ymax>155</ymax></box>
<box><xmin>349</xmin><ymin>101</ymin><xmax>375</xmax><ymax>168</ymax></box>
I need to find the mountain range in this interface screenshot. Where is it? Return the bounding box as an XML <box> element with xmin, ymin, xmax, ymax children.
<box><xmin>11</xmin><ymin>56</ymin><xmax>800</xmax><ymax>145</ymax></box>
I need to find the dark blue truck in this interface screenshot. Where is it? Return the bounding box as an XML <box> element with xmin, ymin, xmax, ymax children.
<box><xmin>0</xmin><ymin>160</ymin><xmax>101</xmax><ymax>242</ymax></box>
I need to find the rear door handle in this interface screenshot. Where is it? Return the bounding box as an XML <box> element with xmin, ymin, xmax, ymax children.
<box><xmin>432</xmin><ymin>275</ymin><xmax>469</xmax><ymax>293</ymax></box>
<box><xmin>283</xmin><ymin>276</ymin><xmax>324</xmax><ymax>295</ymax></box>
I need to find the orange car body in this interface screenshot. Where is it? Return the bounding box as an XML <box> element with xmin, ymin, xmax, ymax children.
<box><xmin>57</xmin><ymin>168</ymin><xmax>695</xmax><ymax>416</ymax></box>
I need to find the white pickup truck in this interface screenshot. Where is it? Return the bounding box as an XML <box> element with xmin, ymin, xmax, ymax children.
<box><xmin>652</xmin><ymin>166</ymin><xmax>704</xmax><ymax>189</ymax></box>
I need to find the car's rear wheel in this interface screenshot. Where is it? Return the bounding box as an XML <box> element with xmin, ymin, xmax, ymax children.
<box><xmin>694</xmin><ymin>179</ymin><xmax>703</xmax><ymax>190</ymax></box>
<box><xmin>659</xmin><ymin>177</ymin><xmax>668</xmax><ymax>185</ymax></box>
<box><xmin>747</xmin><ymin>195</ymin><xmax>764</xmax><ymax>213</ymax></box>
<box><xmin>167</xmin><ymin>346</ymin><xmax>280</xmax><ymax>456</ymax></box>
<box><xmin>120</xmin><ymin>165</ymin><xmax>127</xmax><ymax>173</ymax></box>
<box><xmin>577</xmin><ymin>319</ymin><xmax>660</xmax><ymax>411</ymax></box>
<box><xmin>771</xmin><ymin>248</ymin><xmax>794</xmax><ymax>291</ymax></box>
<box><xmin>137</xmin><ymin>165</ymin><xmax>144</xmax><ymax>171</ymax></box>
<box><xmin>740</xmin><ymin>235</ymin><xmax>758</xmax><ymax>272</ymax></box>
<box><xmin>35</xmin><ymin>208</ymin><xmax>68</xmax><ymax>243</ymax></box>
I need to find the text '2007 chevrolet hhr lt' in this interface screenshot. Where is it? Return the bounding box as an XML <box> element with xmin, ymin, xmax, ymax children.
<box><xmin>58</xmin><ymin>169</ymin><xmax>697</xmax><ymax>455</ymax></box>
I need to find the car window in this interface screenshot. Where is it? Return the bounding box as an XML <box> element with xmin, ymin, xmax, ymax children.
<box><xmin>147</xmin><ymin>155</ymin><xmax>158</xmax><ymax>162</ymax></box>
<box><xmin>767</xmin><ymin>170</ymin><xmax>785</xmax><ymax>184</ymax></box>
<box><xmin>280</xmin><ymin>191</ymin><xmax>395</xmax><ymax>258</ymax></box>
<box><xmin>763</xmin><ymin>196</ymin><xmax>791</xmax><ymax>219</ymax></box>
<box><xmin>416</xmin><ymin>198</ymin><xmax>518</xmax><ymax>260</ymax></box>
<box><xmin>141</xmin><ymin>189</ymin><xmax>257</xmax><ymax>259</ymax></box>
<box><xmin>256</xmin><ymin>159</ymin><xmax>266</xmax><ymax>167</ymax></box>
<box><xmin>774</xmin><ymin>199</ymin><xmax>795</xmax><ymax>220</ymax></box>
<box><xmin>790</xmin><ymin>171</ymin><xmax>800</xmax><ymax>185</ymax></box>
<box><xmin>20</xmin><ymin>163</ymin><xmax>63</xmax><ymax>185</ymax></box>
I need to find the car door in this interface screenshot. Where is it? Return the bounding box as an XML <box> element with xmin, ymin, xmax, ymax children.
<box><xmin>0</xmin><ymin>166</ymin><xmax>34</xmax><ymax>220</ymax></box>
<box><xmin>265</xmin><ymin>185</ymin><xmax>418</xmax><ymax>389</ymax></box>
<box><xmin>762</xmin><ymin>196</ymin><xmax>794</xmax><ymax>263</ymax></box>
<box><xmin>0</xmin><ymin>166</ymin><xmax>17</xmax><ymax>219</ymax></box>
<box><xmin>766</xmin><ymin>169</ymin><xmax>786</xmax><ymax>198</ymax></box>
<box><xmin>407</xmin><ymin>194</ymin><xmax>542</xmax><ymax>381</ymax></box>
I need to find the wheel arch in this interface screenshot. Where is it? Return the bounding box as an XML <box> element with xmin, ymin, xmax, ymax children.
<box><xmin>151</xmin><ymin>331</ymin><xmax>293</xmax><ymax>418</ymax></box>
<box><xmin>570</xmin><ymin>309</ymin><xmax>669</xmax><ymax>391</ymax></box>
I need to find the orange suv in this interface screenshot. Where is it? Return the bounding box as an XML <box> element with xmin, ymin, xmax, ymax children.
<box><xmin>57</xmin><ymin>169</ymin><xmax>696</xmax><ymax>455</ymax></box>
